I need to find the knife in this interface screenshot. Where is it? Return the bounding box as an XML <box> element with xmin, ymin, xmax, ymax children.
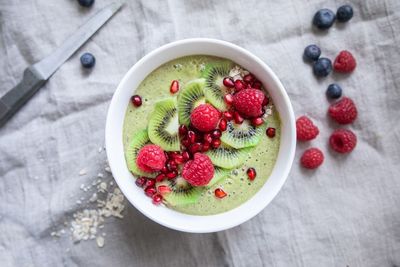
<box><xmin>0</xmin><ymin>2</ymin><xmax>123</xmax><ymax>128</ymax></box>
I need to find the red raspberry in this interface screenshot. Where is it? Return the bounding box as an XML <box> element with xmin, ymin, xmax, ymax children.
<box><xmin>190</xmin><ymin>104</ymin><xmax>221</xmax><ymax>132</ymax></box>
<box><xmin>296</xmin><ymin>116</ymin><xmax>319</xmax><ymax>141</ymax></box>
<box><xmin>328</xmin><ymin>97</ymin><xmax>358</xmax><ymax>124</ymax></box>
<box><xmin>182</xmin><ymin>153</ymin><xmax>214</xmax><ymax>186</ymax></box>
<box><xmin>136</xmin><ymin>144</ymin><xmax>167</xmax><ymax>172</ymax></box>
<box><xmin>300</xmin><ymin>148</ymin><xmax>324</xmax><ymax>169</ymax></box>
<box><xmin>329</xmin><ymin>129</ymin><xmax>357</xmax><ymax>153</ymax></box>
<box><xmin>334</xmin><ymin>50</ymin><xmax>356</xmax><ymax>73</ymax></box>
<box><xmin>233</xmin><ymin>89</ymin><xmax>265</xmax><ymax>118</ymax></box>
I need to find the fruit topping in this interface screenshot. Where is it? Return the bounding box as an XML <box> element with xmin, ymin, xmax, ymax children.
<box><xmin>266</xmin><ymin>127</ymin><xmax>276</xmax><ymax>138</ymax></box>
<box><xmin>190</xmin><ymin>103</ymin><xmax>221</xmax><ymax>132</ymax></box>
<box><xmin>136</xmin><ymin>144</ymin><xmax>167</xmax><ymax>172</ymax></box>
<box><xmin>177</xmin><ymin>79</ymin><xmax>206</xmax><ymax>125</ymax></box>
<box><xmin>233</xmin><ymin>89</ymin><xmax>265</xmax><ymax>118</ymax></box>
<box><xmin>221</xmin><ymin>120</ymin><xmax>265</xmax><ymax>149</ymax></box>
<box><xmin>182</xmin><ymin>153</ymin><xmax>214</xmax><ymax>186</ymax></box>
<box><xmin>170</xmin><ymin>80</ymin><xmax>179</xmax><ymax>94</ymax></box>
<box><xmin>214</xmin><ymin>188</ymin><xmax>227</xmax><ymax>199</ymax></box>
<box><xmin>135</xmin><ymin>177</ymin><xmax>147</xmax><ymax>187</ymax></box>
<box><xmin>144</xmin><ymin>186</ymin><xmax>157</xmax><ymax>197</ymax></box>
<box><xmin>223</xmin><ymin>77</ymin><xmax>235</xmax><ymax>88</ymax></box>
<box><xmin>247</xmin><ymin>168</ymin><xmax>257</xmax><ymax>181</ymax></box>
<box><xmin>152</xmin><ymin>194</ymin><xmax>163</xmax><ymax>205</ymax></box>
<box><xmin>131</xmin><ymin>95</ymin><xmax>142</xmax><ymax>107</ymax></box>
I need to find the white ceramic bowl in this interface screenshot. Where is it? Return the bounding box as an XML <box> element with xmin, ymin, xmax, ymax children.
<box><xmin>105</xmin><ymin>38</ymin><xmax>296</xmax><ymax>233</ymax></box>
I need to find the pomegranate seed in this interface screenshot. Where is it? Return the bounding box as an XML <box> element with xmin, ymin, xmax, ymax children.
<box><xmin>247</xmin><ymin>168</ymin><xmax>257</xmax><ymax>181</ymax></box>
<box><xmin>170</xmin><ymin>80</ymin><xmax>179</xmax><ymax>94</ymax></box>
<box><xmin>214</xmin><ymin>188</ymin><xmax>227</xmax><ymax>199</ymax></box>
<box><xmin>234</xmin><ymin>111</ymin><xmax>244</xmax><ymax>124</ymax></box>
<box><xmin>212</xmin><ymin>139</ymin><xmax>221</xmax><ymax>148</ymax></box>
<box><xmin>161</xmin><ymin>166</ymin><xmax>168</xmax><ymax>174</ymax></box>
<box><xmin>152</xmin><ymin>194</ymin><xmax>163</xmax><ymax>205</ymax></box>
<box><xmin>188</xmin><ymin>131</ymin><xmax>196</xmax><ymax>143</ymax></box>
<box><xmin>251</xmin><ymin>117</ymin><xmax>264</xmax><ymax>126</ymax></box>
<box><xmin>168</xmin><ymin>151</ymin><xmax>178</xmax><ymax>159</ymax></box>
<box><xmin>219</xmin><ymin>119</ymin><xmax>227</xmax><ymax>131</ymax></box>
<box><xmin>181</xmin><ymin>139</ymin><xmax>190</xmax><ymax>148</ymax></box>
<box><xmin>262</xmin><ymin>96</ymin><xmax>269</xmax><ymax>106</ymax></box>
<box><xmin>174</xmin><ymin>154</ymin><xmax>184</xmax><ymax>164</ymax></box>
<box><xmin>224</xmin><ymin>94</ymin><xmax>234</xmax><ymax>105</ymax></box>
<box><xmin>243</xmin><ymin>74</ymin><xmax>255</xmax><ymax>83</ymax></box>
<box><xmin>167</xmin><ymin>160</ymin><xmax>177</xmax><ymax>171</ymax></box>
<box><xmin>194</xmin><ymin>132</ymin><xmax>204</xmax><ymax>142</ymax></box>
<box><xmin>189</xmin><ymin>142</ymin><xmax>202</xmax><ymax>154</ymax></box>
<box><xmin>155</xmin><ymin>173</ymin><xmax>166</xmax><ymax>182</ymax></box>
<box><xmin>253</xmin><ymin>81</ymin><xmax>262</xmax><ymax>89</ymax></box>
<box><xmin>144</xmin><ymin>186</ymin><xmax>156</xmax><ymax>197</ymax></box>
<box><xmin>223</xmin><ymin>77</ymin><xmax>235</xmax><ymax>88</ymax></box>
<box><xmin>202</xmin><ymin>143</ymin><xmax>210</xmax><ymax>152</ymax></box>
<box><xmin>246</xmin><ymin>83</ymin><xmax>252</xmax><ymax>89</ymax></box>
<box><xmin>135</xmin><ymin>177</ymin><xmax>147</xmax><ymax>187</ymax></box>
<box><xmin>212</xmin><ymin>129</ymin><xmax>222</xmax><ymax>139</ymax></box>
<box><xmin>166</xmin><ymin>171</ymin><xmax>178</xmax><ymax>179</ymax></box>
<box><xmin>234</xmin><ymin>80</ymin><xmax>245</xmax><ymax>92</ymax></box>
<box><xmin>182</xmin><ymin>151</ymin><xmax>190</xmax><ymax>161</ymax></box>
<box><xmin>131</xmin><ymin>95</ymin><xmax>142</xmax><ymax>107</ymax></box>
<box><xmin>145</xmin><ymin>179</ymin><xmax>156</xmax><ymax>187</ymax></box>
<box><xmin>223</xmin><ymin>111</ymin><xmax>233</xmax><ymax>121</ymax></box>
<box><xmin>266</xmin><ymin>127</ymin><xmax>276</xmax><ymax>138</ymax></box>
<box><xmin>203</xmin><ymin>133</ymin><xmax>213</xmax><ymax>144</ymax></box>
<box><xmin>179</xmin><ymin>125</ymin><xmax>188</xmax><ymax>137</ymax></box>
<box><xmin>157</xmin><ymin>185</ymin><xmax>172</xmax><ymax>194</ymax></box>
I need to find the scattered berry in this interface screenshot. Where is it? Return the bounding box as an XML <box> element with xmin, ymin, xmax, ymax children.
<box><xmin>233</xmin><ymin>89</ymin><xmax>265</xmax><ymax>118</ymax></box>
<box><xmin>78</xmin><ymin>0</ymin><xmax>95</xmax><ymax>8</ymax></box>
<box><xmin>328</xmin><ymin>97</ymin><xmax>358</xmax><ymax>124</ymax></box>
<box><xmin>190</xmin><ymin>104</ymin><xmax>221</xmax><ymax>132</ymax></box>
<box><xmin>182</xmin><ymin>153</ymin><xmax>214</xmax><ymax>186</ymax></box>
<box><xmin>336</xmin><ymin>5</ymin><xmax>353</xmax><ymax>22</ymax></box>
<box><xmin>329</xmin><ymin>129</ymin><xmax>357</xmax><ymax>153</ymax></box>
<box><xmin>131</xmin><ymin>95</ymin><xmax>142</xmax><ymax>107</ymax></box>
<box><xmin>313</xmin><ymin>58</ymin><xmax>332</xmax><ymax>77</ymax></box>
<box><xmin>136</xmin><ymin>144</ymin><xmax>167</xmax><ymax>172</ymax></box>
<box><xmin>214</xmin><ymin>188</ymin><xmax>227</xmax><ymax>199</ymax></box>
<box><xmin>223</xmin><ymin>77</ymin><xmax>235</xmax><ymax>88</ymax></box>
<box><xmin>152</xmin><ymin>194</ymin><xmax>163</xmax><ymax>205</ymax></box>
<box><xmin>296</xmin><ymin>116</ymin><xmax>319</xmax><ymax>141</ymax></box>
<box><xmin>135</xmin><ymin>177</ymin><xmax>147</xmax><ymax>187</ymax></box>
<box><xmin>301</xmin><ymin>148</ymin><xmax>324</xmax><ymax>169</ymax></box>
<box><xmin>326</xmin><ymin>84</ymin><xmax>343</xmax><ymax>99</ymax></box>
<box><xmin>144</xmin><ymin>186</ymin><xmax>157</xmax><ymax>197</ymax></box>
<box><xmin>80</xmin><ymin>52</ymin><xmax>96</xmax><ymax>68</ymax></box>
<box><xmin>334</xmin><ymin>50</ymin><xmax>356</xmax><ymax>73</ymax></box>
<box><xmin>234</xmin><ymin>80</ymin><xmax>245</xmax><ymax>92</ymax></box>
<box><xmin>247</xmin><ymin>168</ymin><xmax>257</xmax><ymax>181</ymax></box>
<box><xmin>304</xmin><ymin>44</ymin><xmax>321</xmax><ymax>61</ymax></box>
<box><xmin>266</xmin><ymin>127</ymin><xmax>276</xmax><ymax>138</ymax></box>
<box><xmin>313</xmin><ymin>8</ymin><xmax>336</xmax><ymax>30</ymax></box>
<box><xmin>170</xmin><ymin>80</ymin><xmax>179</xmax><ymax>94</ymax></box>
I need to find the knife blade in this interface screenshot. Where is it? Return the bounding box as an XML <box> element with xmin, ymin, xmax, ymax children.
<box><xmin>0</xmin><ymin>2</ymin><xmax>123</xmax><ymax>128</ymax></box>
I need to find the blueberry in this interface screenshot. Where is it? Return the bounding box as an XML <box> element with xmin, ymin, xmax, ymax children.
<box><xmin>326</xmin><ymin>84</ymin><xmax>342</xmax><ymax>99</ymax></box>
<box><xmin>337</xmin><ymin>5</ymin><xmax>353</xmax><ymax>22</ymax></box>
<box><xmin>80</xmin><ymin>53</ymin><xmax>96</xmax><ymax>68</ymax></box>
<box><xmin>303</xmin><ymin>45</ymin><xmax>321</xmax><ymax>61</ymax></box>
<box><xmin>313</xmin><ymin>58</ymin><xmax>332</xmax><ymax>77</ymax></box>
<box><xmin>313</xmin><ymin>9</ymin><xmax>336</xmax><ymax>30</ymax></box>
<box><xmin>78</xmin><ymin>0</ymin><xmax>95</xmax><ymax>7</ymax></box>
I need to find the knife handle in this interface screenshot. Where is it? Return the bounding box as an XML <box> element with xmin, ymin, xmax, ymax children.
<box><xmin>0</xmin><ymin>67</ymin><xmax>46</xmax><ymax>128</ymax></box>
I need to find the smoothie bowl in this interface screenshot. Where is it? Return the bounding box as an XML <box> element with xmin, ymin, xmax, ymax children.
<box><xmin>105</xmin><ymin>39</ymin><xmax>296</xmax><ymax>233</ymax></box>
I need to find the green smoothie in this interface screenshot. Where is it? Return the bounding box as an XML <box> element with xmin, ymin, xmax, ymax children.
<box><xmin>123</xmin><ymin>55</ymin><xmax>280</xmax><ymax>215</ymax></box>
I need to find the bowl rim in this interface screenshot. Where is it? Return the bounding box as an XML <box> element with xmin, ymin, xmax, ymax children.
<box><xmin>105</xmin><ymin>38</ymin><xmax>296</xmax><ymax>233</ymax></box>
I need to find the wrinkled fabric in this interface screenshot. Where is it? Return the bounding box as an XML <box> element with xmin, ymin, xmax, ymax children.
<box><xmin>1</xmin><ymin>0</ymin><xmax>400</xmax><ymax>266</ymax></box>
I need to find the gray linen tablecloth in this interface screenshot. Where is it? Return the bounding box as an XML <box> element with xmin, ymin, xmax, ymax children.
<box><xmin>1</xmin><ymin>0</ymin><xmax>399</xmax><ymax>266</ymax></box>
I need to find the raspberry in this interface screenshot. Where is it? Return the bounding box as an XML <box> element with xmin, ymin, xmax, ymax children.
<box><xmin>233</xmin><ymin>89</ymin><xmax>265</xmax><ymax>118</ymax></box>
<box><xmin>182</xmin><ymin>153</ymin><xmax>214</xmax><ymax>186</ymax></box>
<box><xmin>136</xmin><ymin>144</ymin><xmax>167</xmax><ymax>172</ymax></box>
<box><xmin>334</xmin><ymin>50</ymin><xmax>356</xmax><ymax>73</ymax></box>
<box><xmin>328</xmin><ymin>97</ymin><xmax>358</xmax><ymax>124</ymax></box>
<box><xmin>329</xmin><ymin>129</ymin><xmax>357</xmax><ymax>153</ymax></box>
<box><xmin>300</xmin><ymin>148</ymin><xmax>324</xmax><ymax>169</ymax></box>
<box><xmin>190</xmin><ymin>104</ymin><xmax>221</xmax><ymax>132</ymax></box>
<box><xmin>296</xmin><ymin>116</ymin><xmax>319</xmax><ymax>141</ymax></box>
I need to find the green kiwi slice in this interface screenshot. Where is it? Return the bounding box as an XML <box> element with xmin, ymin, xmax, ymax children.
<box><xmin>177</xmin><ymin>79</ymin><xmax>206</xmax><ymax>125</ymax></box>
<box><xmin>158</xmin><ymin>177</ymin><xmax>205</xmax><ymax>206</ymax></box>
<box><xmin>148</xmin><ymin>97</ymin><xmax>180</xmax><ymax>151</ymax></box>
<box><xmin>201</xmin><ymin>61</ymin><xmax>234</xmax><ymax>110</ymax></box>
<box><xmin>125</xmin><ymin>129</ymin><xmax>156</xmax><ymax>178</ymax></box>
<box><xmin>206</xmin><ymin>167</ymin><xmax>230</xmax><ymax>187</ymax></box>
<box><xmin>221</xmin><ymin>121</ymin><xmax>266</xmax><ymax>149</ymax></box>
<box><xmin>205</xmin><ymin>144</ymin><xmax>252</xmax><ymax>169</ymax></box>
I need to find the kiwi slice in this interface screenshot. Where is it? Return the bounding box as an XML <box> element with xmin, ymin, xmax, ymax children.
<box><xmin>125</xmin><ymin>129</ymin><xmax>156</xmax><ymax>178</ymax></box>
<box><xmin>158</xmin><ymin>177</ymin><xmax>205</xmax><ymax>206</ymax></box>
<box><xmin>206</xmin><ymin>144</ymin><xmax>252</xmax><ymax>169</ymax></box>
<box><xmin>221</xmin><ymin>121</ymin><xmax>266</xmax><ymax>149</ymax></box>
<box><xmin>148</xmin><ymin>97</ymin><xmax>180</xmax><ymax>151</ymax></box>
<box><xmin>201</xmin><ymin>61</ymin><xmax>234</xmax><ymax>110</ymax></box>
<box><xmin>177</xmin><ymin>79</ymin><xmax>206</xmax><ymax>125</ymax></box>
<box><xmin>206</xmin><ymin>167</ymin><xmax>230</xmax><ymax>187</ymax></box>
